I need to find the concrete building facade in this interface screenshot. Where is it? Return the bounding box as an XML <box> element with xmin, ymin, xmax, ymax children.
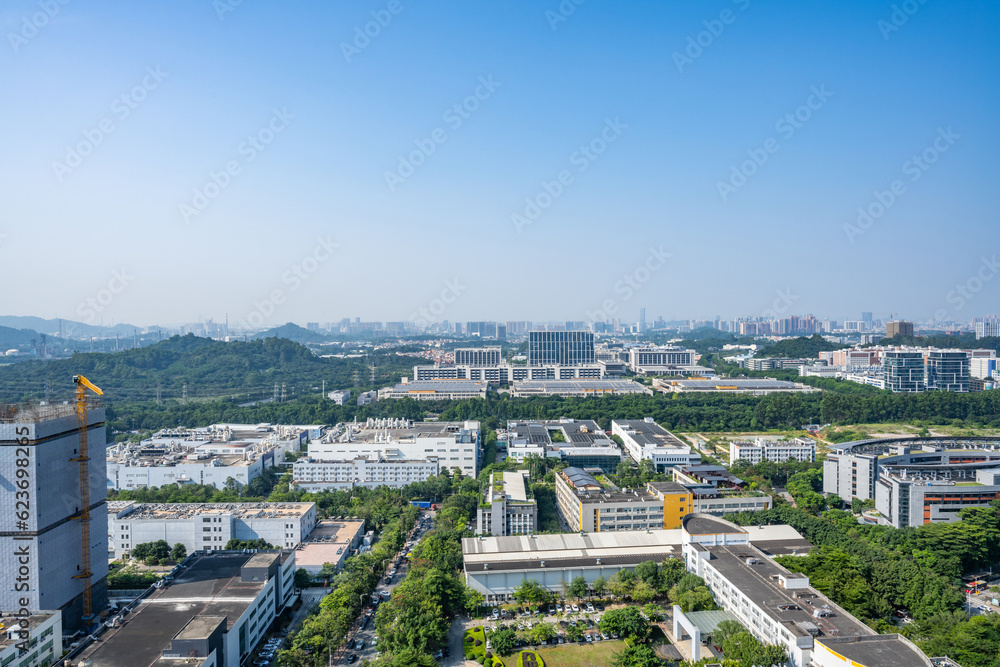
<box><xmin>0</xmin><ymin>403</ymin><xmax>109</xmax><ymax>633</ymax></box>
<box><xmin>292</xmin><ymin>457</ymin><xmax>442</xmax><ymax>491</ymax></box>
<box><xmin>0</xmin><ymin>611</ymin><xmax>61</xmax><ymax>667</ymax></box>
<box><xmin>611</xmin><ymin>418</ymin><xmax>701</xmax><ymax>472</ymax></box>
<box><xmin>476</xmin><ymin>471</ymin><xmax>537</xmax><ymax>536</ymax></box>
<box><xmin>729</xmin><ymin>437</ymin><xmax>816</xmax><ymax>465</ymax></box>
<box><xmin>107</xmin><ymin>501</ymin><xmax>317</xmax><ymax>558</ymax></box>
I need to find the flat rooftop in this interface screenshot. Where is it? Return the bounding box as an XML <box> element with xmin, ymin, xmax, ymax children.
<box><xmin>79</xmin><ymin>552</ymin><xmax>279</xmax><ymax>667</ymax></box>
<box><xmin>113</xmin><ymin>502</ymin><xmax>315</xmax><ymax>521</ymax></box>
<box><xmin>0</xmin><ymin>611</ymin><xmax>55</xmax><ymax>651</ymax></box>
<box><xmin>666</xmin><ymin>378</ymin><xmax>816</xmax><ymax>391</ymax></box>
<box><xmin>463</xmin><ymin>525</ymin><xmax>811</xmax><ymax>573</ymax></box>
<box><xmin>294</xmin><ymin>520</ymin><xmax>364</xmax><ymax>570</ymax></box>
<box><xmin>513</xmin><ymin>379</ymin><xmax>649</xmax><ymax>393</ymax></box>
<box><xmin>817</xmin><ymin>635</ymin><xmax>932</xmax><ymax>667</ymax></box>
<box><xmin>708</xmin><ymin>544</ymin><xmax>871</xmax><ymax>639</ymax></box>
<box><xmin>507</xmin><ymin>419</ymin><xmax>611</xmax><ymax>448</ymax></box>
<box><xmin>614</xmin><ymin>420</ymin><xmax>688</xmax><ymax>449</ymax></box>
<box><xmin>389</xmin><ymin>380</ymin><xmax>488</xmax><ymax>393</ymax></box>
<box><xmin>324</xmin><ymin>419</ymin><xmax>479</xmax><ymax>444</ymax></box>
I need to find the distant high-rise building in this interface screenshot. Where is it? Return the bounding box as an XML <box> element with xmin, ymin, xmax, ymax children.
<box><xmin>975</xmin><ymin>321</ymin><xmax>1000</xmax><ymax>339</ymax></box>
<box><xmin>925</xmin><ymin>350</ymin><xmax>970</xmax><ymax>392</ymax></box>
<box><xmin>455</xmin><ymin>346</ymin><xmax>502</xmax><ymax>366</ymax></box>
<box><xmin>1</xmin><ymin>402</ymin><xmax>109</xmax><ymax>632</ymax></box>
<box><xmin>639</xmin><ymin>308</ymin><xmax>646</xmax><ymax>332</ymax></box>
<box><xmin>883</xmin><ymin>351</ymin><xmax>925</xmax><ymax>392</ymax></box>
<box><xmin>861</xmin><ymin>311</ymin><xmax>873</xmax><ymax>324</ymax></box>
<box><xmin>886</xmin><ymin>321</ymin><xmax>914</xmax><ymax>338</ymax></box>
<box><xmin>528</xmin><ymin>331</ymin><xmax>595</xmax><ymax>366</ymax></box>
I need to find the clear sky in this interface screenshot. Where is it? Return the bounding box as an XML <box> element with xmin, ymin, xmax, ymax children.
<box><xmin>2</xmin><ymin>0</ymin><xmax>997</xmax><ymax>329</ymax></box>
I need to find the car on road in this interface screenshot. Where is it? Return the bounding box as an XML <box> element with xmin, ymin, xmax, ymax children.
<box><xmin>486</xmin><ymin>641</ymin><xmax>492</xmax><ymax>650</ymax></box>
<box><xmin>347</xmin><ymin>654</ymin><xmax>358</xmax><ymax>663</ymax></box>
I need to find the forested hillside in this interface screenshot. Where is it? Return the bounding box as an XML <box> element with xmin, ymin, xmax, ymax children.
<box><xmin>0</xmin><ymin>334</ymin><xmax>417</xmax><ymax>403</ymax></box>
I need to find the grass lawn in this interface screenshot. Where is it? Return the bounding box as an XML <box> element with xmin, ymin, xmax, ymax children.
<box><xmin>535</xmin><ymin>641</ymin><xmax>620</xmax><ymax>667</ymax></box>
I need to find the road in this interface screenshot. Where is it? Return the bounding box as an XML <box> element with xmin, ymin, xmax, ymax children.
<box><xmin>332</xmin><ymin>510</ymin><xmax>436</xmax><ymax>665</ymax></box>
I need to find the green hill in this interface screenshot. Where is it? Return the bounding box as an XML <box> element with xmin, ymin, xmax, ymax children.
<box><xmin>253</xmin><ymin>322</ymin><xmax>330</xmax><ymax>344</ymax></box>
<box><xmin>757</xmin><ymin>334</ymin><xmax>848</xmax><ymax>358</ymax></box>
<box><xmin>0</xmin><ymin>334</ymin><xmax>416</xmax><ymax>404</ymax></box>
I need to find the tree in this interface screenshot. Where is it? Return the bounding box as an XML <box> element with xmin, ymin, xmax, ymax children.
<box><xmin>635</xmin><ymin>561</ymin><xmax>662</xmax><ymax>588</ymax></box>
<box><xmin>293</xmin><ymin>568</ymin><xmax>312</xmax><ymax>588</ymax></box>
<box><xmin>611</xmin><ymin>644</ymin><xmax>662</xmax><ymax>667</ymax></box>
<box><xmin>531</xmin><ymin>622</ymin><xmax>556</xmax><ymax>643</ymax></box>
<box><xmin>591</xmin><ymin>575</ymin><xmax>607</xmax><ymax>599</ymax></box>
<box><xmin>670</xmin><ymin>574</ymin><xmax>714</xmax><ymax>613</ymax></box>
<box><xmin>514</xmin><ymin>579</ymin><xmax>551</xmax><ymax>604</ymax></box>
<box><xmin>375</xmin><ymin>648</ymin><xmax>439</xmax><ymax>667</ymax></box>
<box><xmin>721</xmin><ymin>630</ymin><xmax>788</xmax><ymax>667</ymax></box>
<box><xmin>170</xmin><ymin>543</ymin><xmax>187</xmax><ymax>561</ymax></box>
<box><xmin>569</xmin><ymin>575</ymin><xmax>589</xmax><ymax>600</ymax></box>
<box><xmin>608</xmin><ymin>569</ymin><xmax>636</xmax><ymax>600</ymax></box>
<box><xmin>600</xmin><ymin>606</ymin><xmax>650</xmax><ymax>642</ymax></box>
<box><xmin>660</xmin><ymin>557</ymin><xmax>687</xmax><ymax>590</ymax></box>
<box><xmin>631</xmin><ymin>580</ymin><xmax>657</xmax><ymax>604</ymax></box>
<box><xmin>490</xmin><ymin>628</ymin><xmax>517</xmax><ymax>656</ymax></box>
<box><xmin>712</xmin><ymin>619</ymin><xmax>747</xmax><ymax>647</ymax></box>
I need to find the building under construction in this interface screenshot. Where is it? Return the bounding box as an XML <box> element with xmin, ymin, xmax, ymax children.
<box><xmin>0</xmin><ymin>400</ymin><xmax>109</xmax><ymax>634</ymax></box>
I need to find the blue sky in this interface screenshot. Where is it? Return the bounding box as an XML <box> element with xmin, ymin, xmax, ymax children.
<box><xmin>1</xmin><ymin>0</ymin><xmax>997</xmax><ymax>328</ymax></box>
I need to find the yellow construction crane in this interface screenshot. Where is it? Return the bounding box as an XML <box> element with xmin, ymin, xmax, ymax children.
<box><xmin>72</xmin><ymin>374</ymin><xmax>103</xmax><ymax>625</ymax></box>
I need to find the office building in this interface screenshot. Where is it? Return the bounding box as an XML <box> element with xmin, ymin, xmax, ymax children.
<box><xmin>0</xmin><ymin>402</ymin><xmax>109</xmax><ymax>633</ymax></box>
<box><xmin>292</xmin><ymin>520</ymin><xmax>365</xmax><ymax>574</ymax></box>
<box><xmin>0</xmin><ymin>611</ymin><xmax>61</xmax><ymax>667</ymax></box>
<box><xmin>876</xmin><ymin>465</ymin><xmax>1000</xmax><ymax>529</ymax></box>
<box><xmin>107</xmin><ymin>501</ymin><xmax>317</xmax><ymax>559</ymax></box>
<box><xmin>611</xmin><ymin>418</ymin><xmax>701</xmax><ymax>472</ymax></box>
<box><xmin>971</xmin><ymin>356</ymin><xmax>998</xmax><ymax>380</ymax></box>
<box><xmin>292</xmin><ymin>456</ymin><xmax>442</xmax><ymax>491</ymax></box>
<box><xmin>925</xmin><ymin>350</ymin><xmax>970</xmax><ymax>392</ymax></box>
<box><xmin>528</xmin><ymin>331</ymin><xmax>595</xmax><ymax>366</ymax></box>
<box><xmin>627</xmin><ymin>345</ymin><xmax>698</xmax><ymax>375</ymax></box>
<box><xmin>511</xmin><ymin>378</ymin><xmax>650</xmax><ymax>397</ymax></box>
<box><xmin>461</xmin><ymin>521</ymin><xmax>811</xmax><ymax>601</ymax></box>
<box><xmin>380</xmin><ymin>379</ymin><xmax>489</xmax><ymax>401</ymax></box>
<box><xmin>411</xmin><ymin>361</ymin><xmax>603</xmax><ymax>383</ymax></box>
<box><xmin>455</xmin><ymin>346</ymin><xmax>502</xmax><ymax>366</ymax></box>
<box><xmin>503</xmin><ymin>419</ymin><xmax>623</xmax><ymax>472</ymax></box>
<box><xmin>730</xmin><ymin>437</ymin><xmax>816</xmax><ymax>465</ymax></box>
<box><xmin>75</xmin><ymin>551</ymin><xmax>297</xmax><ymax>667</ymax></box>
<box><xmin>824</xmin><ymin>435</ymin><xmax>1000</xmax><ymax>507</ymax></box>
<box><xmin>327</xmin><ymin>389</ymin><xmax>351</xmax><ymax>405</ymax></box>
<box><xmin>886</xmin><ymin>320</ymin><xmax>914</xmax><ymax>338</ymax></box>
<box><xmin>555</xmin><ymin>467</ymin><xmax>680</xmax><ymax>532</ymax></box>
<box><xmin>357</xmin><ymin>390</ymin><xmax>378</xmax><ymax>405</ymax></box>
<box><xmin>678</xmin><ymin>515</ymin><xmax>932</xmax><ymax>667</ymax></box>
<box><xmin>975</xmin><ymin>321</ymin><xmax>1000</xmax><ymax>339</ymax></box>
<box><xmin>106</xmin><ymin>423</ymin><xmax>319</xmax><ymax>491</ymax></box>
<box><xmin>308</xmin><ymin>418</ymin><xmax>480</xmax><ymax>478</ymax></box>
<box><xmin>883</xmin><ymin>351</ymin><xmax>926</xmax><ymax>392</ymax></box>
<box><xmin>476</xmin><ymin>471</ymin><xmax>537</xmax><ymax>536</ymax></box>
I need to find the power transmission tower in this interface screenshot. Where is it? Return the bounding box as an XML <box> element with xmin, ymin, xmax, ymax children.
<box><xmin>156</xmin><ymin>383</ymin><xmax>162</xmax><ymax>405</ymax></box>
<box><xmin>182</xmin><ymin>382</ymin><xmax>188</xmax><ymax>404</ymax></box>
<box><xmin>281</xmin><ymin>382</ymin><xmax>287</xmax><ymax>402</ymax></box>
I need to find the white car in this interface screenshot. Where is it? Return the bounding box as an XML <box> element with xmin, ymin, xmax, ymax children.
<box><xmin>555</xmin><ymin>604</ymin><xmax>563</xmax><ymax>612</ymax></box>
<box><xmin>571</xmin><ymin>604</ymin><xmax>580</xmax><ymax>612</ymax></box>
<box><xmin>585</xmin><ymin>634</ymin><xmax>593</xmax><ymax>642</ymax></box>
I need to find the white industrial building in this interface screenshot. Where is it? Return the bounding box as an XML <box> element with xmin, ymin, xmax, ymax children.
<box><xmin>627</xmin><ymin>345</ymin><xmax>698</xmax><ymax>375</ymax></box>
<box><xmin>292</xmin><ymin>457</ymin><xmax>442</xmax><ymax>491</ymax></box>
<box><xmin>511</xmin><ymin>379</ymin><xmax>651</xmax><ymax>397</ymax></box>
<box><xmin>678</xmin><ymin>515</ymin><xmax>932</xmax><ymax>667</ymax></box>
<box><xmin>106</xmin><ymin>423</ymin><xmax>322</xmax><ymax>491</ymax></box>
<box><xmin>411</xmin><ymin>362</ymin><xmax>604</xmax><ymax>383</ymax></box>
<box><xmin>502</xmin><ymin>419</ymin><xmax>623</xmax><ymax>472</ymax></box>
<box><xmin>611</xmin><ymin>418</ymin><xmax>701</xmax><ymax>472</ymax></box>
<box><xmin>380</xmin><ymin>379</ymin><xmax>489</xmax><ymax>400</ymax></box>
<box><xmin>75</xmin><ymin>551</ymin><xmax>297</xmax><ymax>667</ymax></box>
<box><xmin>0</xmin><ymin>610</ymin><xmax>61</xmax><ymax>667</ymax></box>
<box><xmin>477</xmin><ymin>471</ymin><xmax>537</xmax><ymax>536</ymax></box>
<box><xmin>729</xmin><ymin>437</ymin><xmax>816</xmax><ymax>465</ymax></box>
<box><xmin>308</xmin><ymin>418</ymin><xmax>480</xmax><ymax>478</ymax></box>
<box><xmin>107</xmin><ymin>501</ymin><xmax>317</xmax><ymax>558</ymax></box>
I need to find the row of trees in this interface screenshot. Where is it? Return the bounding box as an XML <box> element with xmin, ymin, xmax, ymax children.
<box><xmin>128</xmin><ymin>540</ymin><xmax>186</xmax><ymax>565</ymax></box>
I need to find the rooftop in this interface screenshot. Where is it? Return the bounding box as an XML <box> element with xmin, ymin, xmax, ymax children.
<box><xmin>0</xmin><ymin>611</ymin><xmax>56</xmax><ymax>651</ymax></box>
<box><xmin>512</xmin><ymin>379</ymin><xmax>651</xmax><ymax>394</ymax></box>
<box><xmin>111</xmin><ymin>501</ymin><xmax>316</xmax><ymax>521</ymax></box>
<box><xmin>388</xmin><ymin>380</ymin><xmax>488</xmax><ymax>393</ymax></box>
<box><xmin>613</xmin><ymin>419</ymin><xmax>688</xmax><ymax>449</ymax></box>
<box><xmin>79</xmin><ymin>552</ymin><xmax>282</xmax><ymax>667</ymax></box>
<box><xmin>682</xmin><ymin>514</ymin><xmax>747</xmax><ymax>535</ymax></box>
<box><xmin>817</xmin><ymin>635</ymin><xmax>933</xmax><ymax>667</ymax></box>
<box><xmin>293</xmin><ymin>520</ymin><xmax>365</xmax><ymax>570</ymax></box>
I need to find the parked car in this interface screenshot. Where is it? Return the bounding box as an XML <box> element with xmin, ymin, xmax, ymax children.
<box><xmin>555</xmin><ymin>604</ymin><xmax>563</xmax><ymax>612</ymax></box>
<box><xmin>601</xmin><ymin>633</ymin><xmax>609</xmax><ymax>640</ymax></box>
<box><xmin>347</xmin><ymin>654</ymin><xmax>358</xmax><ymax>664</ymax></box>
<box><xmin>548</xmin><ymin>605</ymin><xmax>555</xmax><ymax>614</ymax></box>
<box><xmin>585</xmin><ymin>633</ymin><xmax>593</xmax><ymax>642</ymax></box>
<box><xmin>571</xmin><ymin>604</ymin><xmax>580</xmax><ymax>612</ymax></box>
<box><xmin>586</xmin><ymin>603</ymin><xmax>595</xmax><ymax>613</ymax></box>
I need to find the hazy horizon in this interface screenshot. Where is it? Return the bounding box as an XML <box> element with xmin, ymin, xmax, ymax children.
<box><xmin>3</xmin><ymin>1</ymin><xmax>997</xmax><ymax>328</ymax></box>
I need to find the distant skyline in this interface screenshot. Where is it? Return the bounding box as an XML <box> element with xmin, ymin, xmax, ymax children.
<box><xmin>2</xmin><ymin>1</ymin><xmax>998</xmax><ymax>326</ymax></box>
